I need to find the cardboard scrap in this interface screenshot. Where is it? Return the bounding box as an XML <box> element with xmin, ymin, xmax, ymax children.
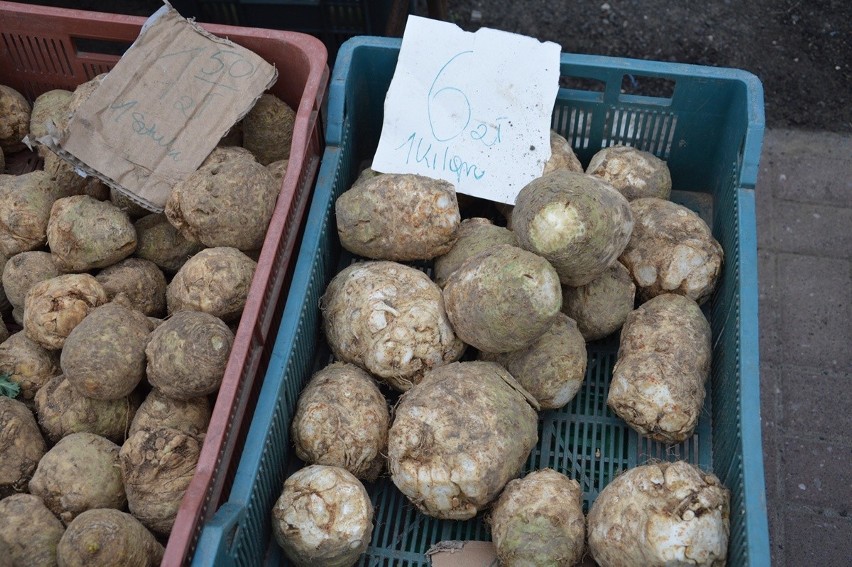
<box><xmin>39</xmin><ymin>1</ymin><xmax>277</xmax><ymax>212</ymax></box>
<box><xmin>426</xmin><ymin>541</ymin><xmax>499</xmax><ymax>567</ymax></box>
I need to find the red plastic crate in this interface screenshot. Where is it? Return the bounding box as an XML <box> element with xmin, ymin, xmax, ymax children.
<box><xmin>0</xmin><ymin>2</ymin><xmax>328</xmax><ymax>565</ymax></box>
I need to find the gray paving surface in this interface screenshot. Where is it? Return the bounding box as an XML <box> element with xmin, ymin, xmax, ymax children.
<box><xmin>756</xmin><ymin>129</ymin><xmax>852</xmax><ymax>566</ymax></box>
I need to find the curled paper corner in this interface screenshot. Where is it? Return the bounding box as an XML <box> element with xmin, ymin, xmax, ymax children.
<box><xmin>426</xmin><ymin>540</ymin><xmax>499</xmax><ymax>567</ymax></box>
<box><xmin>425</xmin><ymin>541</ymin><xmax>467</xmax><ymax>556</ymax></box>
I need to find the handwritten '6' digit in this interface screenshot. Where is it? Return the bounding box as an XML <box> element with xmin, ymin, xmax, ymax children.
<box><xmin>428</xmin><ymin>51</ymin><xmax>473</xmax><ymax>142</ymax></box>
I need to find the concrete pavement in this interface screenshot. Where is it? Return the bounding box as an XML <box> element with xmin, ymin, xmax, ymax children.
<box><xmin>756</xmin><ymin>128</ymin><xmax>852</xmax><ymax>566</ymax></box>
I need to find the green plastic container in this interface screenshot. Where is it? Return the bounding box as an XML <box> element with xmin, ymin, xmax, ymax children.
<box><xmin>195</xmin><ymin>36</ymin><xmax>769</xmax><ymax>566</ymax></box>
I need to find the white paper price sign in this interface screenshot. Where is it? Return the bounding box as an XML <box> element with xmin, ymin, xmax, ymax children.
<box><xmin>372</xmin><ymin>16</ymin><xmax>561</xmax><ymax>204</ymax></box>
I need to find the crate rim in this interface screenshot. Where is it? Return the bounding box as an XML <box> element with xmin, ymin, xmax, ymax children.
<box><xmin>196</xmin><ymin>31</ymin><xmax>770</xmax><ymax>567</ymax></box>
<box><xmin>324</xmin><ymin>35</ymin><xmax>769</xmax><ymax>566</ymax></box>
<box><xmin>190</xmin><ymin>147</ymin><xmax>344</xmax><ymax>566</ymax></box>
<box><xmin>163</xmin><ymin>18</ymin><xmax>328</xmax><ymax>567</ymax></box>
<box><xmin>326</xmin><ymin>35</ymin><xmax>766</xmax><ymax>190</ymax></box>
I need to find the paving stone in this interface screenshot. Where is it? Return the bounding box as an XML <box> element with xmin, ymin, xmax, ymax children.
<box><xmin>758</xmin><ymin>250</ymin><xmax>781</xmax><ymax>363</ymax></box>
<box><xmin>773</xmin><ymin>201</ymin><xmax>852</xmax><ymax>259</ymax></box>
<box><xmin>777</xmin><ymin>253</ymin><xmax>851</xmax><ymax>369</ymax></box>
<box><xmin>762</xmin><ymin>129</ymin><xmax>852</xmax><ymax>207</ymax></box>
<box><xmin>768</xmin><ymin>505</ymin><xmax>786</xmax><ymax>567</ymax></box>
<box><xmin>783</xmin><ymin>504</ymin><xmax>852</xmax><ymax>567</ymax></box>
<box><xmin>760</xmin><ymin>363</ymin><xmax>782</xmax><ymax>502</ymax></box>
<box><xmin>781</xmin><ymin>436</ymin><xmax>852</xmax><ymax>510</ymax></box>
<box><xmin>755</xmin><ymin>163</ymin><xmax>776</xmax><ymax>250</ymax></box>
<box><xmin>751</xmin><ymin>128</ymin><xmax>851</xmax><ymax>563</ymax></box>
<box><xmin>781</xmin><ymin>365</ymin><xmax>852</xmax><ymax>442</ymax></box>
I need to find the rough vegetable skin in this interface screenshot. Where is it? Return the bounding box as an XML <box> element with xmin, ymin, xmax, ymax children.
<box><xmin>44</xmin><ymin>151</ymin><xmax>108</xmax><ymax>200</ymax></box>
<box><xmin>443</xmin><ymin>244</ymin><xmax>562</xmax><ymax>353</ymax></box>
<box><xmin>0</xmin><ymin>331</ymin><xmax>60</xmax><ymax>402</ymax></box>
<box><xmin>480</xmin><ymin>312</ymin><xmax>586</xmax><ymax>409</ymax></box>
<box><xmin>242</xmin><ymin>93</ymin><xmax>295</xmax><ymax>165</ymax></box>
<box><xmin>201</xmin><ymin>145</ymin><xmax>255</xmax><ymax>168</ymax></box>
<box><xmin>0</xmin><ymin>244</ymin><xmax>5</xmax><ymax>312</ymax></box>
<box><xmin>165</xmin><ymin>158</ymin><xmax>279</xmax><ymax>251</ymax></box>
<box><xmin>543</xmin><ymin>130</ymin><xmax>584</xmax><ymax>175</ymax></box>
<box><xmin>24</xmin><ymin>274</ymin><xmax>108</xmax><ymax>351</ymax></box>
<box><xmin>321</xmin><ymin>261</ymin><xmax>464</xmax><ymax>390</ymax></box>
<box><xmin>292</xmin><ymin>362</ymin><xmax>390</xmax><ymax>481</ymax></box>
<box><xmin>495</xmin><ymin>129</ymin><xmax>585</xmax><ymax>228</ymax></box>
<box><xmin>513</xmin><ymin>170</ymin><xmax>634</xmax><ymax>287</ymax></box>
<box><xmin>60</xmin><ymin>303</ymin><xmax>151</xmax><ymax>400</ymax></box>
<box><xmin>109</xmin><ymin>188</ymin><xmax>150</xmax><ymax>220</ymax></box>
<box><xmin>0</xmin><ymin>493</ymin><xmax>65</xmax><ymax>567</ymax></box>
<box><xmin>608</xmin><ymin>294</ymin><xmax>711</xmax><ymax>443</ymax></box>
<box><xmin>489</xmin><ymin>468</ymin><xmax>585</xmax><ymax>566</ymax></box>
<box><xmin>0</xmin><ymin>85</ymin><xmax>30</xmax><ymax>152</ymax></box>
<box><xmin>29</xmin><ymin>89</ymin><xmax>72</xmax><ymax>154</ymax></box>
<box><xmin>145</xmin><ymin>311</ymin><xmax>234</xmax><ymax>400</ymax></box>
<box><xmin>47</xmin><ymin>195</ymin><xmax>137</xmax><ymax>272</ymax></box>
<box><xmin>561</xmin><ymin>260</ymin><xmax>636</xmax><ymax>341</ymax></box>
<box><xmin>587</xmin><ymin>144</ymin><xmax>672</xmax><ymax>201</ymax></box>
<box><xmin>620</xmin><ymin>197</ymin><xmax>723</xmax><ymax>304</ymax></box>
<box><xmin>35</xmin><ymin>374</ymin><xmax>139</xmax><ymax>444</ymax></box>
<box><xmin>129</xmin><ymin>388</ymin><xmax>210</xmax><ymax>440</ymax></box>
<box><xmin>0</xmin><ymin>171</ymin><xmax>64</xmax><ymax>257</ymax></box>
<box><xmin>432</xmin><ymin>217</ymin><xmax>517</xmax><ymax>288</ymax></box>
<box><xmin>587</xmin><ymin>461</ymin><xmax>730</xmax><ymax>567</ymax></box>
<box><xmin>95</xmin><ymin>258</ymin><xmax>167</xmax><ymax>317</ymax></box>
<box><xmin>56</xmin><ymin>508</ymin><xmax>164</xmax><ymax>567</ymax></box>
<box><xmin>272</xmin><ymin>465</ymin><xmax>373</xmax><ymax>567</ymax></box>
<box><xmin>336</xmin><ymin>173</ymin><xmax>460</xmax><ymax>261</ymax></box>
<box><xmin>1</xmin><ymin>250</ymin><xmax>62</xmax><ymax>311</ymax></box>
<box><xmin>267</xmin><ymin>159</ymin><xmax>288</xmax><ymax>185</ymax></box>
<box><xmin>133</xmin><ymin>213</ymin><xmax>203</xmax><ymax>274</ymax></box>
<box><xmin>28</xmin><ymin>432</ymin><xmax>125</xmax><ymax>525</ymax></box>
<box><xmin>389</xmin><ymin>361</ymin><xmax>539</xmax><ymax>520</ymax></box>
<box><xmin>0</xmin><ymin>397</ymin><xmax>46</xmax><ymax>498</ymax></box>
<box><xmin>119</xmin><ymin>427</ymin><xmax>201</xmax><ymax>535</ymax></box>
<box><xmin>166</xmin><ymin>247</ymin><xmax>256</xmax><ymax>322</ymax></box>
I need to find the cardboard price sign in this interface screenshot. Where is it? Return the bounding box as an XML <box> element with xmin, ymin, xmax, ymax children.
<box><xmin>372</xmin><ymin>16</ymin><xmax>561</xmax><ymax>205</ymax></box>
<box><xmin>41</xmin><ymin>2</ymin><xmax>277</xmax><ymax>211</ymax></box>
<box><xmin>427</xmin><ymin>541</ymin><xmax>499</xmax><ymax>567</ymax></box>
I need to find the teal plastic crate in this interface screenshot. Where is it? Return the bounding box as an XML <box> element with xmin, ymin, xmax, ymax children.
<box><xmin>196</xmin><ymin>36</ymin><xmax>769</xmax><ymax>566</ymax></box>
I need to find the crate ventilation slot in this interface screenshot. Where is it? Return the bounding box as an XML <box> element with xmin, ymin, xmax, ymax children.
<box><xmin>552</xmin><ymin>106</ymin><xmax>594</xmax><ymax>150</ymax></box>
<box><xmin>2</xmin><ymin>33</ymin><xmax>74</xmax><ymax>78</ymax></box>
<box><xmin>605</xmin><ymin>108</ymin><xmax>678</xmax><ymax>158</ymax></box>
